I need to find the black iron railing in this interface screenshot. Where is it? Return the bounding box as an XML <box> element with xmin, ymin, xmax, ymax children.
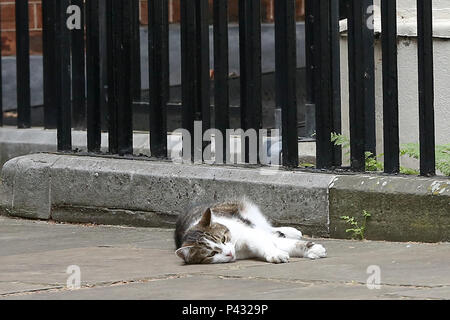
<box><xmin>0</xmin><ymin>0</ymin><xmax>439</xmax><ymax>176</ymax></box>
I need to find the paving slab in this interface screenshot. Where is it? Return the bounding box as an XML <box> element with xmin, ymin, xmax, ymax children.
<box><xmin>0</xmin><ymin>217</ymin><xmax>175</xmax><ymax>256</ymax></box>
<box><xmin>3</xmin><ymin>276</ymin><xmax>416</xmax><ymax>300</ymax></box>
<box><xmin>386</xmin><ymin>287</ymin><xmax>450</xmax><ymax>300</ymax></box>
<box><xmin>0</xmin><ymin>282</ymin><xmax>61</xmax><ymax>296</ymax></box>
<box><xmin>0</xmin><ymin>216</ymin><xmax>448</xmax><ymax>300</ymax></box>
<box><xmin>0</xmin><ymin>246</ymin><xmax>266</xmax><ymax>286</ymax></box>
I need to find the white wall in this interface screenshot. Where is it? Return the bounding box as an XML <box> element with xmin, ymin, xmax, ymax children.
<box><xmin>339</xmin><ymin>0</ymin><xmax>450</xmax><ymax>170</ymax></box>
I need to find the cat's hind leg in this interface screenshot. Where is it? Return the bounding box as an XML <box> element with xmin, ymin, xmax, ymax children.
<box><xmin>272</xmin><ymin>227</ymin><xmax>303</xmax><ymax>240</ymax></box>
<box><xmin>239</xmin><ymin>202</ymin><xmax>303</xmax><ymax>239</ymax></box>
<box><xmin>273</xmin><ymin>238</ymin><xmax>327</xmax><ymax>259</ymax></box>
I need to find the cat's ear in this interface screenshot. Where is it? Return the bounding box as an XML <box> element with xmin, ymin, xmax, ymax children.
<box><xmin>175</xmin><ymin>246</ymin><xmax>193</xmax><ymax>261</ymax></box>
<box><xmin>199</xmin><ymin>208</ymin><xmax>212</xmax><ymax>227</ymax></box>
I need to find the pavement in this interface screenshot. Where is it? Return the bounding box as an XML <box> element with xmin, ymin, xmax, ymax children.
<box><xmin>0</xmin><ymin>215</ymin><xmax>449</xmax><ymax>300</ymax></box>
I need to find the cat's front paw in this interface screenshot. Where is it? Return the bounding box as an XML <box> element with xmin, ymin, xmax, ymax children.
<box><xmin>265</xmin><ymin>249</ymin><xmax>290</xmax><ymax>264</ymax></box>
<box><xmin>305</xmin><ymin>243</ymin><xmax>327</xmax><ymax>260</ymax></box>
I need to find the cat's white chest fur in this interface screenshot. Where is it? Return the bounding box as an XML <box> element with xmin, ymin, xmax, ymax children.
<box><xmin>212</xmin><ymin>202</ymin><xmax>326</xmax><ymax>263</ymax></box>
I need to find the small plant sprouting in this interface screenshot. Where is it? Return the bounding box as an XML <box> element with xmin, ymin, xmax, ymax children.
<box><xmin>331</xmin><ymin>133</ymin><xmax>384</xmax><ymax>172</ymax></box>
<box><xmin>400</xmin><ymin>143</ymin><xmax>450</xmax><ymax>176</ymax></box>
<box><xmin>331</xmin><ymin>133</ymin><xmax>449</xmax><ymax>176</ymax></box>
<box><xmin>340</xmin><ymin>210</ymin><xmax>372</xmax><ymax>240</ymax></box>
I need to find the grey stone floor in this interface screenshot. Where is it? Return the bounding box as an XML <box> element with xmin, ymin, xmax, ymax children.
<box><xmin>0</xmin><ymin>216</ymin><xmax>449</xmax><ymax>300</ymax></box>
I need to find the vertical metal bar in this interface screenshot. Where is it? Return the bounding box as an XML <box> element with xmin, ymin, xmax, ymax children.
<box><xmin>71</xmin><ymin>0</ymin><xmax>86</xmax><ymax>129</ymax></box>
<box><xmin>99</xmin><ymin>0</ymin><xmax>108</xmax><ymax>131</ymax></box>
<box><xmin>305</xmin><ymin>0</ymin><xmax>316</xmax><ymax>107</ymax></box>
<box><xmin>180</xmin><ymin>0</ymin><xmax>197</xmax><ymax>161</ymax></box>
<box><xmin>363</xmin><ymin>1</ymin><xmax>376</xmax><ymax>155</ymax></box>
<box><xmin>304</xmin><ymin>0</ymin><xmax>316</xmax><ymax>139</ymax></box>
<box><xmin>0</xmin><ymin>3</ymin><xmax>2</xmax><ymax>127</ymax></box>
<box><xmin>131</xmin><ymin>0</ymin><xmax>141</xmax><ymax>101</ymax></box>
<box><xmin>213</xmin><ymin>0</ymin><xmax>230</xmax><ymax>160</ymax></box>
<box><xmin>347</xmin><ymin>0</ymin><xmax>375</xmax><ymax>171</ymax></box>
<box><xmin>107</xmin><ymin>0</ymin><xmax>134</xmax><ymax>155</ymax></box>
<box><xmin>106</xmin><ymin>0</ymin><xmax>117</xmax><ymax>152</ymax></box>
<box><xmin>314</xmin><ymin>0</ymin><xmax>334</xmax><ymax>169</ymax></box>
<box><xmin>330</xmin><ymin>0</ymin><xmax>342</xmax><ymax>167</ymax></box>
<box><xmin>197</xmin><ymin>0</ymin><xmax>211</xmax><ymax>136</ymax></box>
<box><xmin>275</xmin><ymin>0</ymin><xmax>298</xmax><ymax>167</ymax></box>
<box><xmin>118</xmin><ymin>0</ymin><xmax>134</xmax><ymax>156</ymax></box>
<box><xmin>148</xmin><ymin>0</ymin><xmax>169</xmax><ymax>158</ymax></box>
<box><xmin>381</xmin><ymin>0</ymin><xmax>399</xmax><ymax>174</ymax></box>
<box><xmin>86</xmin><ymin>0</ymin><xmax>101</xmax><ymax>152</ymax></box>
<box><xmin>417</xmin><ymin>0</ymin><xmax>435</xmax><ymax>176</ymax></box>
<box><xmin>346</xmin><ymin>0</ymin><xmax>363</xmax><ymax>170</ymax></box>
<box><xmin>55</xmin><ymin>0</ymin><xmax>73</xmax><ymax>151</ymax></box>
<box><xmin>42</xmin><ymin>0</ymin><xmax>58</xmax><ymax>129</ymax></box>
<box><xmin>15</xmin><ymin>0</ymin><xmax>31</xmax><ymax>128</ymax></box>
<box><xmin>239</xmin><ymin>0</ymin><xmax>262</xmax><ymax>164</ymax></box>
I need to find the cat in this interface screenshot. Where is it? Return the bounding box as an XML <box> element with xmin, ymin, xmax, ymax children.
<box><xmin>175</xmin><ymin>199</ymin><xmax>327</xmax><ymax>264</ymax></box>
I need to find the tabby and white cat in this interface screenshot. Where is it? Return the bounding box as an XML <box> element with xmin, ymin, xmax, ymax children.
<box><xmin>175</xmin><ymin>199</ymin><xmax>327</xmax><ymax>264</ymax></box>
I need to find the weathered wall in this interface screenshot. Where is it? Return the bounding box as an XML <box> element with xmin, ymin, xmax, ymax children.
<box><xmin>340</xmin><ymin>1</ymin><xmax>450</xmax><ymax>169</ymax></box>
<box><xmin>329</xmin><ymin>175</ymin><xmax>450</xmax><ymax>243</ymax></box>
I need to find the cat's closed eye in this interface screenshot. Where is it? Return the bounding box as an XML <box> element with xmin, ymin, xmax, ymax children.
<box><xmin>208</xmin><ymin>251</ymin><xmax>219</xmax><ymax>257</ymax></box>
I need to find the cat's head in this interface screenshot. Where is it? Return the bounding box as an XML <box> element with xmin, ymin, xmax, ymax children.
<box><xmin>175</xmin><ymin>208</ymin><xmax>236</xmax><ymax>264</ymax></box>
